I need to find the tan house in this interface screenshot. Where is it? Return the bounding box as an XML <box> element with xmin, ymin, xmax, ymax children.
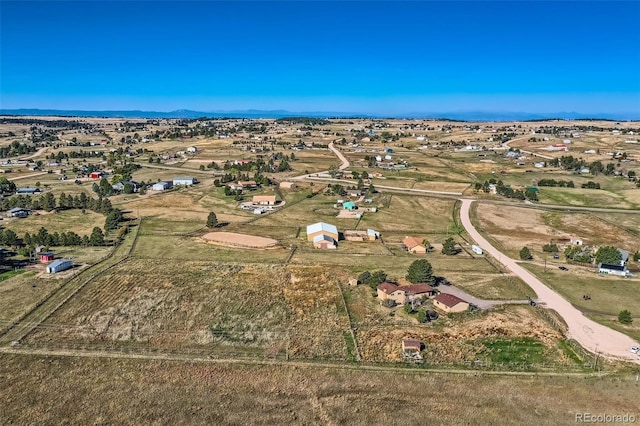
<box><xmin>433</xmin><ymin>293</ymin><xmax>469</xmax><ymax>313</ymax></box>
<box><xmin>252</xmin><ymin>195</ymin><xmax>277</xmax><ymax>205</ymax></box>
<box><xmin>377</xmin><ymin>282</ymin><xmax>434</xmax><ymax>305</ymax></box>
<box><xmin>403</xmin><ymin>236</ymin><xmax>427</xmax><ymax>254</ymax></box>
<box><xmin>239</xmin><ymin>180</ymin><xmax>257</xmax><ymax>189</ymax></box>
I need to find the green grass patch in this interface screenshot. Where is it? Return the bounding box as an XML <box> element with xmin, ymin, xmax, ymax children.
<box><xmin>480</xmin><ymin>337</ymin><xmax>546</xmax><ymax>364</ymax></box>
<box><xmin>0</xmin><ymin>269</ymin><xmax>26</xmax><ymax>281</ymax></box>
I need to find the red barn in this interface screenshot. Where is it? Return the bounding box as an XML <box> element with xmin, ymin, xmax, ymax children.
<box><xmin>89</xmin><ymin>172</ymin><xmax>103</xmax><ymax>179</ymax></box>
<box><xmin>40</xmin><ymin>252</ymin><xmax>55</xmax><ymax>262</ymax></box>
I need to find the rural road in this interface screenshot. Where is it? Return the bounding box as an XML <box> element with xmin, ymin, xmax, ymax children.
<box><xmin>459</xmin><ymin>198</ymin><xmax>639</xmax><ymax>364</ymax></box>
<box><xmin>328</xmin><ymin>141</ymin><xmax>350</xmax><ymax>170</ymax></box>
<box><xmin>502</xmin><ymin>136</ymin><xmax>554</xmax><ymax>160</ymax></box>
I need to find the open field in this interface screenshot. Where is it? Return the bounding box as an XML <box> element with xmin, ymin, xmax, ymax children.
<box><xmin>3</xmin><ymin>209</ymin><xmax>105</xmax><ymax>236</ymax></box>
<box><xmin>2</xmin><ymin>353</ymin><xmax>639</xmax><ymax>425</ymax></box>
<box><xmin>473</xmin><ymin>202</ymin><xmax>640</xmax><ymax>259</ymax></box>
<box><xmin>522</xmin><ymin>264</ymin><xmax>640</xmax><ymax>342</ymax></box>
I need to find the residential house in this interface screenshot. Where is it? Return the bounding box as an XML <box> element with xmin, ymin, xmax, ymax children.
<box><xmin>112</xmin><ymin>181</ymin><xmax>140</xmax><ymax>192</ymax></box>
<box><xmin>279</xmin><ymin>182</ymin><xmax>296</xmax><ymax>189</ymax></box>
<box><xmin>598</xmin><ymin>263</ymin><xmax>628</xmax><ymax>277</ymax></box>
<box><xmin>570</xmin><ymin>236</ymin><xmax>583</xmax><ymax>246</ymax></box>
<box><xmin>7</xmin><ymin>207</ymin><xmax>32</xmax><ymax>218</ymax></box>
<box><xmin>347</xmin><ymin>189</ymin><xmax>363</xmax><ymax>197</ymax></box>
<box><xmin>376</xmin><ymin>282</ymin><xmax>435</xmax><ymax>305</ymax></box>
<box><xmin>16</xmin><ymin>188</ymin><xmax>40</xmax><ymax>195</ymax></box>
<box><xmin>433</xmin><ymin>293</ymin><xmax>470</xmax><ymax>313</ymax></box>
<box><xmin>238</xmin><ymin>180</ymin><xmax>258</xmax><ymax>189</ymax></box>
<box><xmin>403</xmin><ymin>236</ymin><xmax>427</xmax><ymax>254</ymax></box>
<box><xmin>252</xmin><ymin>195</ymin><xmax>277</xmax><ymax>205</ymax></box>
<box><xmin>617</xmin><ymin>248</ymin><xmax>629</xmax><ymax>266</ymax></box>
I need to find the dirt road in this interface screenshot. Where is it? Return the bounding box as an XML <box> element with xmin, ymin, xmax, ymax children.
<box><xmin>459</xmin><ymin>198</ymin><xmax>639</xmax><ymax>364</ymax></box>
<box><xmin>328</xmin><ymin>141</ymin><xmax>350</xmax><ymax>170</ymax></box>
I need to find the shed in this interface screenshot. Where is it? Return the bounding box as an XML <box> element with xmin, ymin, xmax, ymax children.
<box><xmin>312</xmin><ymin>234</ymin><xmax>336</xmax><ymax>249</ymax></box>
<box><xmin>348</xmin><ymin>278</ymin><xmax>359</xmax><ymax>286</ymax></box>
<box><xmin>46</xmin><ymin>258</ymin><xmax>73</xmax><ymax>274</ymax></box>
<box><xmin>343</xmin><ymin>201</ymin><xmax>357</xmax><ymax>210</ymax></box>
<box><xmin>7</xmin><ymin>207</ymin><xmax>31</xmax><ymax>218</ymax></box>
<box><xmin>152</xmin><ymin>181</ymin><xmax>172</xmax><ymax>191</ymax></box>
<box><xmin>173</xmin><ymin>177</ymin><xmax>196</xmax><ymax>186</ymax></box>
<box><xmin>89</xmin><ymin>172</ymin><xmax>103</xmax><ymax>179</ymax></box>
<box><xmin>40</xmin><ymin>252</ymin><xmax>55</xmax><ymax>262</ymax></box>
<box><xmin>306</xmin><ymin>222</ymin><xmax>339</xmax><ymax>242</ymax></box>
<box><xmin>402</xmin><ymin>339</ymin><xmax>422</xmax><ymax>352</ymax></box>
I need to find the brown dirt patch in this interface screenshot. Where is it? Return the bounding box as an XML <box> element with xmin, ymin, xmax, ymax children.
<box><xmin>202</xmin><ymin>232</ymin><xmax>278</xmax><ymax>248</ymax></box>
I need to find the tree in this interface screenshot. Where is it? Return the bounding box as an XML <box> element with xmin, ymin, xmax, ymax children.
<box><xmin>416</xmin><ymin>309</ymin><xmax>428</xmax><ymax>323</ymax></box>
<box><xmin>441</xmin><ymin>237</ymin><xmax>457</xmax><ymax>255</ymax></box>
<box><xmin>618</xmin><ymin>309</ymin><xmax>633</xmax><ymax>324</ymax></box>
<box><xmin>358</xmin><ymin>271</ymin><xmax>372</xmax><ymax>285</ymax></box>
<box><xmin>381</xmin><ymin>299</ymin><xmax>395</xmax><ymax>308</ymax></box>
<box><xmin>542</xmin><ymin>243</ymin><xmax>558</xmax><ymax>253</ymax></box>
<box><xmin>595</xmin><ymin>246</ymin><xmax>622</xmax><ymax>265</ymax></box>
<box><xmin>406</xmin><ymin>259</ymin><xmax>435</xmax><ymax>284</ymax></box>
<box><xmin>89</xmin><ymin>227</ymin><xmax>105</xmax><ymax>246</ymax></box>
<box><xmin>519</xmin><ymin>246</ymin><xmax>533</xmax><ymax>260</ymax></box>
<box><xmin>403</xmin><ymin>304</ymin><xmax>414</xmax><ymax>315</ymax></box>
<box><xmin>328</xmin><ymin>164</ymin><xmax>340</xmax><ymax>179</ymax></box>
<box><xmin>206</xmin><ymin>212</ymin><xmax>218</xmax><ymax>228</ymax></box>
<box><xmin>0</xmin><ymin>176</ymin><xmax>16</xmax><ymax>194</ymax></box>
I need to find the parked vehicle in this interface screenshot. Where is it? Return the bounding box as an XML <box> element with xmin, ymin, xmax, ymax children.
<box><xmin>559</xmin><ymin>266</ymin><xmax>568</xmax><ymax>271</ymax></box>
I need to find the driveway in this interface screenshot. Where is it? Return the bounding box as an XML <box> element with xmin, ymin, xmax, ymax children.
<box><xmin>459</xmin><ymin>198</ymin><xmax>639</xmax><ymax>364</ymax></box>
<box><xmin>438</xmin><ymin>285</ymin><xmax>532</xmax><ymax>310</ymax></box>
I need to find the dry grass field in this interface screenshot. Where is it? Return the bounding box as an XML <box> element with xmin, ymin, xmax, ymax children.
<box><xmin>4</xmin><ymin>209</ymin><xmax>105</xmax><ymax>236</ymax></box>
<box><xmin>2</xmin><ymin>353</ymin><xmax>639</xmax><ymax>425</ymax></box>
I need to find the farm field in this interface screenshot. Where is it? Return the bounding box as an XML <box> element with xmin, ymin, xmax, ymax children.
<box><xmin>2</xmin><ymin>353</ymin><xmax>639</xmax><ymax>425</ymax></box>
<box><xmin>3</xmin><ymin>209</ymin><xmax>105</xmax><ymax>236</ymax></box>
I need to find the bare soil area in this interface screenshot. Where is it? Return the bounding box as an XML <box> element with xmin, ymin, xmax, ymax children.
<box><xmin>202</xmin><ymin>232</ymin><xmax>278</xmax><ymax>248</ymax></box>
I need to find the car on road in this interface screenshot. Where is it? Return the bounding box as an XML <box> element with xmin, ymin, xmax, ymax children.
<box><xmin>631</xmin><ymin>346</ymin><xmax>639</xmax><ymax>354</ymax></box>
<box><xmin>559</xmin><ymin>266</ymin><xmax>568</xmax><ymax>271</ymax></box>
<box><xmin>553</xmin><ymin>254</ymin><xmax>559</xmax><ymax>259</ymax></box>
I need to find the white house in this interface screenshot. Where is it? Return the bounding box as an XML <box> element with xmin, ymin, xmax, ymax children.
<box><xmin>173</xmin><ymin>177</ymin><xmax>196</xmax><ymax>186</ymax></box>
<box><xmin>598</xmin><ymin>263</ymin><xmax>628</xmax><ymax>277</ymax></box>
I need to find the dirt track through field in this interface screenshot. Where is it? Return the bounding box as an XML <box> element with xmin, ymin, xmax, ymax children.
<box><xmin>460</xmin><ymin>198</ymin><xmax>640</xmax><ymax>364</ymax></box>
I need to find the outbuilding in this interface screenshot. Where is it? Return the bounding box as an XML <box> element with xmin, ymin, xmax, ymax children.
<box><xmin>306</xmin><ymin>222</ymin><xmax>339</xmax><ymax>242</ymax></box>
<box><xmin>598</xmin><ymin>263</ymin><xmax>628</xmax><ymax>277</ymax></box>
<box><xmin>173</xmin><ymin>177</ymin><xmax>196</xmax><ymax>186</ymax></box>
<box><xmin>152</xmin><ymin>181</ymin><xmax>172</xmax><ymax>191</ymax></box>
<box><xmin>40</xmin><ymin>252</ymin><xmax>55</xmax><ymax>262</ymax></box>
<box><xmin>46</xmin><ymin>258</ymin><xmax>73</xmax><ymax>274</ymax></box>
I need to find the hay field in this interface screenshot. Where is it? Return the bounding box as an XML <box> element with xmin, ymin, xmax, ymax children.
<box><xmin>4</xmin><ymin>209</ymin><xmax>105</xmax><ymax>236</ymax></box>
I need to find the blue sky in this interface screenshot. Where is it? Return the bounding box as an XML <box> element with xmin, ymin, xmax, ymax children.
<box><xmin>1</xmin><ymin>1</ymin><xmax>639</xmax><ymax>115</ymax></box>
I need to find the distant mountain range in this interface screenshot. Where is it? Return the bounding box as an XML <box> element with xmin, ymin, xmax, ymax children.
<box><xmin>0</xmin><ymin>108</ymin><xmax>637</xmax><ymax>121</ymax></box>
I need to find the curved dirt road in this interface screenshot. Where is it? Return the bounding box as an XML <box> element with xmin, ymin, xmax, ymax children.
<box><xmin>460</xmin><ymin>198</ymin><xmax>639</xmax><ymax>364</ymax></box>
<box><xmin>328</xmin><ymin>141</ymin><xmax>350</xmax><ymax>170</ymax></box>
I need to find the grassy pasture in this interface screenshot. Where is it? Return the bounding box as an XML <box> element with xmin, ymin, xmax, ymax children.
<box><xmin>522</xmin><ymin>264</ymin><xmax>640</xmax><ymax>342</ymax></box>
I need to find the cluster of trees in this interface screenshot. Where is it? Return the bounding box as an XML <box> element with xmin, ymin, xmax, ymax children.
<box><xmin>542</xmin><ymin>243</ymin><xmax>559</xmax><ymax>253</ymax></box>
<box><xmin>0</xmin><ymin>191</ymin><xmax>115</xmax><ymax>215</ymax></box>
<box><xmin>537</xmin><ymin>179</ymin><xmax>574</xmax><ymax>188</ymax></box>
<box><xmin>474</xmin><ymin>179</ymin><xmax>538</xmax><ymax>202</ymax></box>
<box><xmin>618</xmin><ymin>309</ymin><xmax>633</xmax><ymax>324</ymax></box>
<box><xmin>0</xmin><ymin>141</ymin><xmax>37</xmax><ymax>158</ymax></box>
<box><xmin>581</xmin><ymin>181</ymin><xmax>601</xmax><ymax>189</ymax></box>
<box><xmin>594</xmin><ymin>246</ymin><xmax>622</xmax><ymax>265</ymax></box>
<box><xmin>564</xmin><ymin>245</ymin><xmax>594</xmax><ymax>264</ymax></box>
<box><xmin>357</xmin><ymin>270</ymin><xmax>388</xmax><ymax>290</ymax></box>
<box><xmin>0</xmin><ymin>226</ymin><xmax>106</xmax><ymax>248</ymax></box>
<box><xmin>519</xmin><ymin>247</ymin><xmax>533</xmax><ymax>260</ymax></box>
<box><xmin>441</xmin><ymin>237</ymin><xmax>458</xmax><ymax>255</ymax></box>
<box><xmin>548</xmin><ymin>156</ymin><xmax>618</xmax><ymax>176</ymax></box>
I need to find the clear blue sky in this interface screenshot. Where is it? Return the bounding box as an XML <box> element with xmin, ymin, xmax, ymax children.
<box><xmin>1</xmin><ymin>1</ymin><xmax>639</xmax><ymax>115</ymax></box>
